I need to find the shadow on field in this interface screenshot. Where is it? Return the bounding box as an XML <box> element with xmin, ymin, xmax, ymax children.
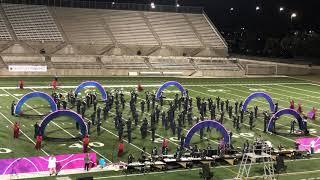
<box><xmin>44</xmin><ymin>127</ymin><xmax>83</xmax><ymax>142</ymax></box>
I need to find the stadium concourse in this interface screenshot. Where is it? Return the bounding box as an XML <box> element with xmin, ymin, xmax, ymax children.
<box><xmin>0</xmin><ymin>1</ymin><xmax>320</xmax><ymax>180</ymax></box>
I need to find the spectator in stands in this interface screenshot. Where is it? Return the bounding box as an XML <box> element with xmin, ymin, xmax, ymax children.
<box><xmin>48</xmin><ymin>155</ymin><xmax>57</xmax><ymax>176</ymax></box>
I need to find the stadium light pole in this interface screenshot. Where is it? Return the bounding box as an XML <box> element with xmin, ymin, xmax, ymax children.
<box><xmin>290</xmin><ymin>13</ymin><xmax>297</xmax><ymax>23</ymax></box>
<box><xmin>151</xmin><ymin>2</ymin><xmax>155</xmax><ymax>9</ymax></box>
<box><xmin>279</xmin><ymin>7</ymin><xmax>284</xmax><ymax>12</ymax></box>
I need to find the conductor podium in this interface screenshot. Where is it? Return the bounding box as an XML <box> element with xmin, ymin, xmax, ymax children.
<box><xmin>236</xmin><ymin>141</ymin><xmax>275</xmax><ymax>180</ymax></box>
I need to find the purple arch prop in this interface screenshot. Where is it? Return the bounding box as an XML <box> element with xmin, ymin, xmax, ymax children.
<box><xmin>39</xmin><ymin>110</ymin><xmax>87</xmax><ymax>136</ymax></box>
<box><xmin>14</xmin><ymin>91</ymin><xmax>57</xmax><ymax>115</ymax></box>
<box><xmin>74</xmin><ymin>81</ymin><xmax>107</xmax><ymax>101</ymax></box>
<box><xmin>155</xmin><ymin>81</ymin><xmax>186</xmax><ymax>100</ymax></box>
<box><xmin>267</xmin><ymin>108</ymin><xmax>304</xmax><ymax>132</ymax></box>
<box><xmin>242</xmin><ymin>92</ymin><xmax>275</xmax><ymax>113</ymax></box>
<box><xmin>184</xmin><ymin>120</ymin><xmax>230</xmax><ymax>147</ymax></box>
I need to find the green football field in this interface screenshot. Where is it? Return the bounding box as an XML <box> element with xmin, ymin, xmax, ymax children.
<box><xmin>0</xmin><ymin>76</ymin><xmax>320</xmax><ymax>180</ymax></box>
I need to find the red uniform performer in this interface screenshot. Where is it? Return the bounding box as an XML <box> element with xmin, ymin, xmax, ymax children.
<box><xmin>117</xmin><ymin>140</ymin><xmax>124</xmax><ymax>160</ymax></box>
<box><xmin>312</xmin><ymin>107</ymin><xmax>317</xmax><ymax>120</ymax></box>
<box><xmin>35</xmin><ymin>135</ymin><xmax>42</xmax><ymax>150</ymax></box>
<box><xmin>83</xmin><ymin>135</ymin><xmax>89</xmax><ymax>153</ymax></box>
<box><xmin>51</xmin><ymin>80</ymin><xmax>57</xmax><ymax>90</ymax></box>
<box><xmin>297</xmin><ymin>102</ymin><xmax>302</xmax><ymax>113</ymax></box>
<box><xmin>289</xmin><ymin>100</ymin><xmax>295</xmax><ymax>109</ymax></box>
<box><xmin>13</xmin><ymin>122</ymin><xmax>20</xmax><ymax>139</ymax></box>
<box><xmin>162</xmin><ymin>138</ymin><xmax>169</xmax><ymax>153</ymax></box>
<box><xmin>18</xmin><ymin>80</ymin><xmax>24</xmax><ymax>89</ymax></box>
<box><xmin>137</xmin><ymin>83</ymin><xmax>143</xmax><ymax>92</ymax></box>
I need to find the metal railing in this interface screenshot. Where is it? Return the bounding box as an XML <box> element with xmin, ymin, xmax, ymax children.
<box><xmin>0</xmin><ymin>0</ymin><xmax>203</xmax><ymax>14</ymax></box>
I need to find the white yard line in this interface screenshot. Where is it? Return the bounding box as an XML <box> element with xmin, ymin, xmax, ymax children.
<box><xmin>257</xmin><ymin>85</ymin><xmax>320</xmax><ymax>105</ymax></box>
<box><xmin>0</xmin><ymin>111</ymin><xmax>50</xmax><ymax>156</ymax></box>
<box><xmin>0</xmin><ymin>82</ymin><xmax>311</xmax><ymax>90</ymax></box>
<box><xmin>277</xmin><ymin>84</ymin><xmax>320</xmax><ymax>96</ymax></box>
<box><xmin>2</xmin><ymin>88</ymin><xmax>112</xmax><ymax>163</ymax></box>
<box><xmin>288</xmin><ymin>76</ymin><xmax>320</xmax><ymax>85</ymax></box>
<box><xmin>95</xmin><ymin>156</ymin><xmax>320</xmax><ymax>180</ymax></box>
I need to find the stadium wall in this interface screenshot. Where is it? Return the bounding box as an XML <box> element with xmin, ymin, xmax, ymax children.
<box><xmin>239</xmin><ymin>59</ymin><xmax>319</xmax><ymax>75</ymax></box>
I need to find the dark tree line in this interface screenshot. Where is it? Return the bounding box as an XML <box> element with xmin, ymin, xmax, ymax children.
<box><xmin>227</xmin><ymin>30</ymin><xmax>320</xmax><ymax>61</ymax></box>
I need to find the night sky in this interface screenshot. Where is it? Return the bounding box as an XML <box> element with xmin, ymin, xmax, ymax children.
<box><xmin>101</xmin><ymin>0</ymin><xmax>319</xmax><ymax>37</ymax></box>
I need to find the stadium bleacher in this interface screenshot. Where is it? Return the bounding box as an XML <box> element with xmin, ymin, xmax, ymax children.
<box><xmin>0</xmin><ymin>10</ymin><xmax>12</xmax><ymax>41</ymax></box>
<box><xmin>52</xmin><ymin>7</ymin><xmax>112</xmax><ymax>45</ymax></box>
<box><xmin>1</xmin><ymin>3</ymin><xmax>63</xmax><ymax>42</ymax></box>
<box><xmin>149</xmin><ymin>57</ymin><xmax>195</xmax><ymax>69</ymax></box>
<box><xmin>185</xmin><ymin>14</ymin><xmax>226</xmax><ymax>49</ymax></box>
<box><xmin>102</xmin><ymin>56</ymin><xmax>148</xmax><ymax>69</ymax></box>
<box><xmin>145</xmin><ymin>12</ymin><xmax>202</xmax><ymax>47</ymax></box>
<box><xmin>0</xmin><ymin>2</ymin><xmax>243</xmax><ymax>76</ymax></box>
<box><xmin>194</xmin><ymin>58</ymin><xmax>240</xmax><ymax>71</ymax></box>
<box><xmin>2</xmin><ymin>55</ymin><xmax>46</xmax><ymax>65</ymax></box>
<box><xmin>101</xmin><ymin>10</ymin><xmax>158</xmax><ymax>46</ymax></box>
<box><xmin>51</xmin><ymin>56</ymin><xmax>101</xmax><ymax>69</ymax></box>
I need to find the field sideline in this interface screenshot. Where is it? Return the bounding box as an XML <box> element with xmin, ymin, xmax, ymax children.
<box><xmin>0</xmin><ymin>76</ymin><xmax>319</xmax><ymax>180</ymax></box>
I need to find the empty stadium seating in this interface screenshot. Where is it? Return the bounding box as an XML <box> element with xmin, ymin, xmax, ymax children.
<box><xmin>0</xmin><ymin>12</ymin><xmax>12</xmax><ymax>40</ymax></box>
<box><xmin>149</xmin><ymin>57</ymin><xmax>195</xmax><ymax>69</ymax></box>
<box><xmin>145</xmin><ymin>12</ymin><xmax>202</xmax><ymax>47</ymax></box>
<box><xmin>101</xmin><ymin>10</ymin><xmax>158</xmax><ymax>46</ymax></box>
<box><xmin>186</xmin><ymin>14</ymin><xmax>226</xmax><ymax>49</ymax></box>
<box><xmin>1</xmin><ymin>55</ymin><xmax>46</xmax><ymax>65</ymax></box>
<box><xmin>0</xmin><ymin>3</ymin><xmax>238</xmax><ymax>77</ymax></box>
<box><xmin>52</xmin><ymin>7</ymin><xmax>112</xmax><ymax>45</ymax></box>
<box><xmin>50</xmin><ymin>56</ymin><xmax>101</xmax><ymax>69</ymax></box>
<box><xmin>0</xmin><ymin>56</ymin><xmax>6</xmax><ymax>68</ymax></box>
<box><xmin>1</xmin><ymin>3</ymin><xmax>63</xmax><ymax>41</ymax></box>
<box><xmin>101</xmin><ymin>56</ymin><xmax>148</xmax><ymax>69</ymax></box>
<box><xmin>0</xmin><ymin>3</ymin><xmax>228</xmax><ymax>52</ymax></box>
<box><xmin>194</xmin><ymin>58</ymin><xmax>240</xmax><ymax>71</ymax></box>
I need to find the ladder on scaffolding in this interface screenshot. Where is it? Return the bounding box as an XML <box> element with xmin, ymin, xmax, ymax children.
<box><xmin>236</xmin><ymin>141</ymin><xmax>275</xmax><ymax>180</ymax></box>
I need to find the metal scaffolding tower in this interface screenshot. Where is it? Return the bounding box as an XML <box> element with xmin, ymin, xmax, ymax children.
<box><xmin>236</xmin><ymin>141</ymin><xmax>275</xmax><ymax>180</ymax></box>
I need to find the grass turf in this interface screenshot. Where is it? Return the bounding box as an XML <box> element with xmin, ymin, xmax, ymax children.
<box><xmin>0</xmin><ymin>76</ymin><xmax>319</xmax><ymax>180</ymax></box>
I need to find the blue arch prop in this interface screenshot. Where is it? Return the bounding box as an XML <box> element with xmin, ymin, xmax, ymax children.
<box><xmin>74</xmin><ymin>81</ymin><xmax>107</xmax><ymax>101</ymax></box>
<box><xmin>267</xmin><ymin>108</ymin><xmax>304</xmax><ymax>132</ymax></box>
<box><xmin>242</xmin><ymin>92</ymin><xmax>275</xmax><ymax>113</ymax></box>
<box><xmin>14</xmin><ymin>91</ymin><xmax>57</xmax><ymax>115</ymax></box>
<box><xmin>39</xmin><ymin>110</ymin><xmax>88</xmax><ymax>136</ymax></box>
<box><xmin>184</xmin><ymin>120</ymin><xmax>230</xmax><ymax>147</ymax></box>
<box><xmin>155</xmin><ymin>81</ymin><xmax>186</xmax><ymax>99</ymax></box>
